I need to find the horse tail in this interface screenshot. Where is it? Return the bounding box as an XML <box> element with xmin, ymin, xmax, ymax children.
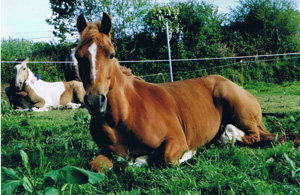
<box><xmin>258</xmin><ymin>122</ymin><xmax>300</xmax><ymax>147</ymax></box>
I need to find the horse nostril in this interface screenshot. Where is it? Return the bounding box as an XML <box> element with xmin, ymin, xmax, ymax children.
<box><xmin>99</xmin><ymin>93</ymin><xmax>107</xmax><ymax>108</ymax></box>
<box><xmin>84</xmin><ymin>93</ymin><xmax>107</xmax><ymax>115</ymax></box>
<box><xmin>84</xmin><ymin>93</ymin><xmax>107</xmax><ymax>108</ymax></box>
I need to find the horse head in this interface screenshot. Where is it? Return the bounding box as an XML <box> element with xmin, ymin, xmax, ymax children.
<box><xmin>75</xmin><ymin>13</ymin><xmax>116</xmax><ymax>116</ymax></box>
<box><xmin>14</xmin><ymin>59</ymin><xmax>29</xmax><ymax>91</ymax></box>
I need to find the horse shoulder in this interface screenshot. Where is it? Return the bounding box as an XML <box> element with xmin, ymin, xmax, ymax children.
<box><xmin>125</xmin><ymin>81</ymin><xmax>186</xmax><ymax>147</ymax></box>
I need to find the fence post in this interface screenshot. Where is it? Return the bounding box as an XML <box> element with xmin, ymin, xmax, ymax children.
<box><xmin>165</xmin><ymin>18</ymin><xmax>173</xmax><ymax>82</ymax></box>
<box><xmin>240</xmin><ymin>60</ymin><xmax>244</xmax><ymax>87</ymax></box>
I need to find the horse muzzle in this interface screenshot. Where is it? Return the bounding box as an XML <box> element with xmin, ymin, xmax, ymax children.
<box><xmin>15</xmin><ymin>81</ymin><xmax>23</xmax><ymax>91</ymax></box>
<box><xmin>84</xmin><ymin>93</ymin><xmax>107</xmax><ymax>116</ymax></box>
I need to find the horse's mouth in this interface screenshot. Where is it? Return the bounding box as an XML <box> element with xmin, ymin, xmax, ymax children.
<box><xmin>15</xmin><ymin>85</ymin><xmax>23</xmax><ymax>91</ymax></box>
<box><xmin>15</xmin><ymin>81</ymin><xmax>24</xmax><ymax>91</ymax></box>
<box><xmin>86</xmin><ymin>107</ymin><xmax>106</xmax><ymax>116</ymax></box>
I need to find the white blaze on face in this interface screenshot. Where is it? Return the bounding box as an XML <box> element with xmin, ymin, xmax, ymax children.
<box><xmin>88</xmin><ymin>43</ymin><xmax>98</xmax><ymax>83</ymax></box>
<box><xmin>15</xmin><ymin>64</ymin><xmax>26</xmax><ymax>87</ymax></box>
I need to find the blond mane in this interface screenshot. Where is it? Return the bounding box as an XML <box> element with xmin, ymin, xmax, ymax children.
<box><xmin>119</xmin><ymin>64</ymin><xmax>144</xmax><ymax>81</ymax></box>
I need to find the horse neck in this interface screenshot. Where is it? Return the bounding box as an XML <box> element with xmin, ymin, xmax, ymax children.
<box><xmin>108</xmin><ymin>62</ymin><xmax>133</xmax><ymax>121</ymax></box>
<box><xmin>110</xmin><ymin>61</ymin><xmax>130</xmax><ymax>91</ymax></box>
<box><xmin>25</xmin><ymin>68</ymin><xmax>37</xmax><ymax>86</ymax></box>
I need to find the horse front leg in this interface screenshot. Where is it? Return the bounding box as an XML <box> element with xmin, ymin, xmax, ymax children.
<box><xmin>32</xmin><ymin>100</ymin><xmax>45</xmax><ymax>109</ymax></box>
<box><xmin>89</xmin><ymin>154</ymin><xmax>113</xmax><ymax>173</ymax></box>
<box><xmin>25</xmin><ymin>85</ymin><xmax>46</xmax><ymax>109</ymax></box>
<box><xmin>163</xmin><ymin>136</ymin><xmax>190</xmax><ymax>166</ymax></box>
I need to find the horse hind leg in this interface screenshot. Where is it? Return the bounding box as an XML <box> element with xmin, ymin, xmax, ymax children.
<box><xmin>220</xmin><ymin>124</ymin><xmax>245</xmax><ymax>145</ymax></box>
<box><xmin>220</xmin><ymin>123</ymin><xmax>262</xmax><ymax>145</ymax></box>
<box><xmin>221</xmin><ymin>123</ymin><xmax>300</xmax><ymax>147</ymax></box>
<box><xmin>71</xmin><ymin>81</ymin><xmax>85</xmax><ymax>104</ymax></box>
<box><xmin>65</xmin><ymin>102</ymin><xmax>81</xmax><ymax>109</ymax></box>
<box><xmin>31</xmin><ymin>106</ymin><xmax>51</xmax><ymax>112</ymax></box>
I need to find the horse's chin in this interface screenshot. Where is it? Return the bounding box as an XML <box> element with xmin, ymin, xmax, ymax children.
<box><xmin>88</xmin><ymin>110</ymin><xmax>106</xmax><ymax>117</ymax></box>
<box><xmin>86</xmin><ymin>104</ymin><xmax>107</xmax><ymax>117</ymax></box>
<box><xmin>15</xmin><ymin>85</ymin><xmax>23</xmax><ymax>91</ymax></box>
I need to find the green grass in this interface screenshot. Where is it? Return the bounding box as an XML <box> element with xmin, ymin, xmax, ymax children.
<box><xmin>1</xmin><ymin>82</ymin><xmax>300</xmax><ymax>194</ymax></box>
<box><xmin>245</xmin><ymin>81</ymin><xmax>300</xmax><ymax>113</ymax></box>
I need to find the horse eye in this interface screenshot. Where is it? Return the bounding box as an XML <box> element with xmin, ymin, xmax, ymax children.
<box><xmin>109</xmin><ymin>52</ymin><xmax>115</xmax><ymax>59</ymax></box>
<box><xmin>23</xmin><ymin>68</ymin><xmax>26</xmax><ymax>70</ymax></box>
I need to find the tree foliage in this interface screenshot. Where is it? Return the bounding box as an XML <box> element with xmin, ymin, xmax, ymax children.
<box><xmin>1</xmin><ymin>39</ymin><xmax>76</xmax><ymax>82</ymax></box>
<box><xmin>228</xmin><ymin>0</ymin><xmax>300</xmax><ymax>54</ymax></box>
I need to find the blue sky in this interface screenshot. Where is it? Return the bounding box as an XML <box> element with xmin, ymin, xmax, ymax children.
<box><xmin>1</xmin><ymin>0</ymin><xmax>299</xmax><ymax>43</ymax></box>
<box><xmin>1</xmin><ymin>0</ymin><xmax>56</xmax><ymax>42</ymax></box>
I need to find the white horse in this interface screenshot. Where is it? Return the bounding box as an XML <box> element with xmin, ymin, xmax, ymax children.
<box><xmin>14</xmin><ymin>59</ymin><xmax>85</xmax><ymax>112</ymax></box>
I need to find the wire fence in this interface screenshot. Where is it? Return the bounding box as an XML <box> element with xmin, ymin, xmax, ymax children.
<box><xmin>2</xmin><ymin>52</ymin><xmax>300</xmax><ymax>84</ymax></box>
<box><xmin>2</xmin><ymin>52</ymin><xmax>299</xmax><ymax>64</ymax></box>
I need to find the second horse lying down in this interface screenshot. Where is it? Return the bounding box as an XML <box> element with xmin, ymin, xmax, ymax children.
<box><xmin>13</xmin><ymin>59</ymin><xmax>85</xmax><ymax>112</ymax></box>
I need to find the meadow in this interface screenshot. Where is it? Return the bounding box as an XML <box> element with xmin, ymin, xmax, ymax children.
<box><xmin>1</xmin><ymin>81</ymin><xmax>300</xmax><ymax>194</ymax></box>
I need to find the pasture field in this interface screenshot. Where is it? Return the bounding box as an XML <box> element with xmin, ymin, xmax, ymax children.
<box><xmin>1</xmin><ymin>81</ymin><xmax>300</xmax><ymax>194</ymax></box>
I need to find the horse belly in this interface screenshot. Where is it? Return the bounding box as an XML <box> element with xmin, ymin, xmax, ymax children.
<box><xmin>182</xmin><ymin>97</ymin><xmax>221</xmax><ymax>148</ymax></box>
<box><xmin>33</xmin><ymin>81</ymin><xmax>65</xmax><ymax>108</ymax></box>
<box><xmin>48</xmin><ymin>82</ymin><xmax>65</xmax><ymax>107</ymax></box>
<box><xmin>167</xmin><ymin>81</ymin><xmax>222</xmax><ymax>148</ymax></box>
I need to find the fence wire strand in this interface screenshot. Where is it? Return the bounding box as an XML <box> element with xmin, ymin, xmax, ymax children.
<box><xmin>2</xmin><ymin>52</ymin><xmax>300</xmax><ymax>79</ymax></box>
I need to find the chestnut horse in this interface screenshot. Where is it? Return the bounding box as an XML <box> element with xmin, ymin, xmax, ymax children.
<box><xmin>14</xmin><ymin>59</ymin><xmax>85</xmax><ymax>112</ymax></box>
<box><xmin>75</xmin><ymin>13</ymin><xmax>300</xmax><ymax>172</ymax></box>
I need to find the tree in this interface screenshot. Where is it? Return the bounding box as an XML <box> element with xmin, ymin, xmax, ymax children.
<box><xmin>46</xmin><ymin>0</ymin><xmax>152</xmax><ymax>44</ymax></box>
<box><xmin>228</xmin><ymin>0</ymin><xmax>300</xmax><ymax>55</ymax></box>
<box><xmin>1</xmin><ymin>38</ymin><xmax>34</xmax><ymax>82</ymax></box>
<box><xmin>176</xmin><ymin>1</ymin><xmax>226</xmax><ymax>58</ymax></box>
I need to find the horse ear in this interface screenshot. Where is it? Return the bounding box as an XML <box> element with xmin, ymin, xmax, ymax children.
<box><xmin>99</xmin><ymin>12</ymin><xmax>112</xmax><ymax>35</ymax></box>
<box><xmin>77</xmin><ymin>14</ymin><xmax>87</xmax><ymax>34</ymax></box>
<box><xmin>22</xmin><ymin>59</ymin><xmax>29</xmax><ymax>68</ymax></box>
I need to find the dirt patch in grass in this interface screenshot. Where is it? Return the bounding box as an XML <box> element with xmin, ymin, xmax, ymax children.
<box><xmin>246</xmin><ymin>82</ymin><xmax>300</xmax><ymax>113</ymax></box>
<box><xmin>256</xmin><ymin>95</ymin><xmax>300</xmax><ymax>113</ymax></box>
